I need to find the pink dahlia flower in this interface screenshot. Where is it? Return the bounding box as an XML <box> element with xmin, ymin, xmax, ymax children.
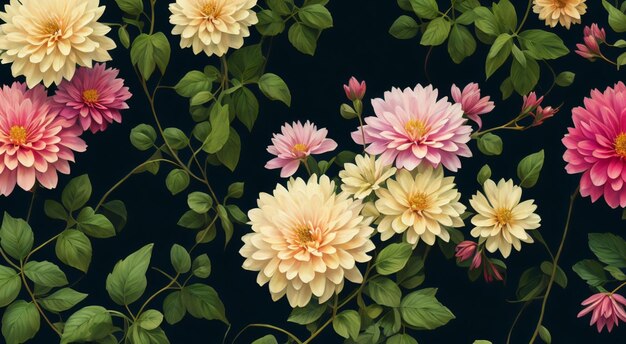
<box><xmin>53</xmin><ymin>63</ymin><xmax>132</xmax><ymax>133</ymax></box>
<box><xmin>352</xmin><ymin>84</ymin><xmax>472</xmax><ymax>172</ymax></box>
<box><xmin>577</xmin><ymin>292</ymin><xmax>626</xmax><ymax>332</ymax></box>
<box><xmin>266</xmin><ymin>121</ymin><xmax>338</xmax><ymax>178</ymax></box>
<box><xmin>450</xmin><ymin>83</ymin><xmax>495</xmax><ymax>129</ymax></box>
<box><xmin>563</xmin><ymin>82</ymin><xmax>626</xmax><ymax>208</ymax></box>
<box><xmin>0</xmin><ymin>83</ymin><xmax>86</xmax><ymax>196</ymax></box>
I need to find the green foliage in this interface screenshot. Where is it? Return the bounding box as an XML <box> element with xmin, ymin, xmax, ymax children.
<box><xmin>131</xmin><ymin>33</ymin><xmax>171</xmax><ymax>80</ymax></box>
<box><xmin>217</xmin><ymin>205</ymin><xmax>234</xmax><ymax>246</ymax></box>
<box><xmin>485</xmin><ymin>34</ymin><xmax>512</xmax><ymax>79</ymax></box>
<box><xmin>228</xmin><ymin>45</ymin><xmax>266</xmax><ymax>82</ymax></box>
<box><xmin>477</xmin><ymin>164</ymin><xmax>491</xmax><ymax>185</ymax></box>
<box><xmin>409</xmin><ymin>0</ymin><xmax>439</xmax><ymax>19</ymax></box>
<box><xmin>24</xmin><ymin>261</ymin><xmax>68</xmax><ymax>288</ymax></box>
<box><xmin>298</xmin><ymin>4</ymin><xmax>333</xmax><ymax>29</ymax></box>
<box><xmin>258</xmin><ymin>73</ymin><xmax>292</xmax><ymax>106</ymax></box>
<box><xmin>2</xmin><ymin>301</ymin><xmax>40</xmax><ymax>344</ymax></box>
<box><xmin>62</xmin><ymin>175</ymin><xmax>92</xmax><ymax>212</ymax></box>
<box><xmin>603</xmin><ymin>0</ymin><xmax>626</xmax><ymax>32</ymax></box>
<box><xmin>420</xmin><ymin>17</ymin><xmax>451</xmax><ymax>46</ymax></box>
<box><xmin>137</xmin><ymin>310</ymin><xmax>164</xmax><ymax>330</ymax></box>
<box><xmin>477</xmin><ymin>133</ymin><xmax>503</xmax><ymax>156</ymax></box>
<box><xmin>288</xmin><ymin>302</ymin><xmax>327</xmax><ymax>325</ymax></box>
<box><xmin>226</xmin><ymin>182</ymin><xmax>245</xmax><ymax>200</ymax></box>
<box><xmin>232</xmin><ymin>87</ymin><xmax>259</xmax><ymax>131</ymax></box>
<box><xmin>175</xmin><ymin>71</ymin><xmax>215</xmax><ymax>98</ymax></box>
<box><xmin>573</xmin><ymin>259</ymin><xmax>609</xmax><ymax>287</ymax></box>
<box><xmin>400</xmin><ymin>288</ymin><xmax>455</xmax><ymax>329</ymax></box>
<box><xmin>367</xmin><ymin>277</ymin><xmax>402</xmax><ymax>307</ymax></box>
<box><xmin>0</xmin><ymin>212</ymin><xmax>34</xmax><ymax>260</ymax></box>
<box><xmin>170</xmin><ymin>244</ymin><xmax>191</xmax><ymax>274</ymax></box>
<box><xmin>201</xmin><ymin>104</ymin><xmax>231</xmax><ymax>154</ymax></box>
<box><xmin>130</xmin><ymin>124</ymin><xmax>157</xmax><ymax>151</ymax></box>
<box><xmin>217</xmin><ymin>128</ymin><xmax>242</xmax><ymax>171</ymax></box>
<box><xmin>448</xmin><ymin>24</ymin><xmax>476</xmax><ymax>63</ymax></box>
<box><xmin>518</xmin><ymin>30</ymin><xmax>568</xmax><ymax>60</ymax></box>
<box><xmin>115</xmin><ymin>0</ymin><xmax>143</xmax><ymax>15</ymax></box>
<box><xmin>257</xmin><ymin>10</ymin><xmax>286</xmax><ymax>36</ymax></box>
<box><xmin>517</xmin><ymin>150</ymin><xmax>545</xmax><ymax>188</ymax></box>
<box><xmin>0</xmin><ymin>266</ymin><xmax>21</xmax><ymax>308</ymax></box>
<box><xmin>376</xmin><ymin>243</ymin><xmax>413</xmax><ymax>275</ymax></box>
<box><xmin>40</xmin><ymin>288</ymin><xmax>88</xmax><ymax>313</ymax></box>
<box><xmin>187</xmin><ymin>192</ymin><xmax>213</xmax><ymax>214</ymax></box>
<box><xmin>181</xmin><ymin>284</ymin><xmax>228</xmax><ymax>324</ymax></box>
<box><xmin>252</xmin><ymin>335</ymin><xmax>279</xmax><ymax>344</ymax></box>
<box><xmin>389</xmin><ymin>16</ymin><xmax>419</xmax><ymax>40</ymax></box>
<box><xmin>192</xmin><ymin>254</ymin><xmax>212</xmax><ymax>278</ymax></box>
<box><xmin>332</xmin><ymin>310</ymin><xmax>360</xmax><ymax>340</ymax></box>
<box><xmin>555</xmin><ymin>71</ymin><xmax>575</xmax><ymax>87</ymax></box>
<box><xmin>166</xmin><ymin>169</ymin><xmax>190</xmax><ymax>195</ymax></box>
<box><xmin>106</xmin><ymin>244</ymin><xmax>154</xmax><ymax>305</ymax></box>
<box><xmin>56</xmin><ymin>229</ymin><xmax>92</xmax><ymax>273</ymax></box>
<box><xmin>163</xmin><ymin>291</ymin><xmax>186</xmax><ymax>325</ymax></box>
<box><xmin>516</xmin><ymin>267</ymin><xmax>548</xmax><ymax>301</ymax></box>
<box><xmin>44</xmin><ymin>200</ymin><xmax>68</xmax><ymax>221</ymax></box>
<box><xmin>540</xmin><ymin>261</ymin><xmax>568</xmax><ymax>288</ymax></box>
<box><xmin>388</xmin><ymin>334</ymin><xmax>419</xmax><ymax>344</ymax></box>
<box><xmin>539</xmin><ymin>325</ymin><xmax>552</xmax><ymax>344</ymax></box>
<box><xmin>77</xmin><ymin>207</ymin><xmax>116</xmax><ymax>239</ymax></box>
<box><xmin>288</xmin><ymin>23</ymin><xmax>319</xmax><ymax>55</ymax></box>
<box><xmin>61</xmin><ymin>306</ymin><xmax>113</xmax><ymax>344</ymax></box>
<box><xmin>588</xmin><ymin>233</ymin><xmax>626</xmax><ymax>268</ymax></box>
<box><xmin>163</xmin><ymin>128</ymin><xmax>189</xmax><ymax>150</ymax></box>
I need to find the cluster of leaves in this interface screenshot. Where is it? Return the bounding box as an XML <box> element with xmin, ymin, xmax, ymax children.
<box><xmin>573</xmin><ymin>233</ymin><xmax>626</xmax><ymax>292</ymax></box>
<box><xmin>602</xmin><ymin>0</ymin><xmax>626</xmax><ymax>68</ymax></box>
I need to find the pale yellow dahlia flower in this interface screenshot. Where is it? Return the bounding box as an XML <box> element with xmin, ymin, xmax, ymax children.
<box><xmin>339</xmin><ymin>154</ymin><xmax>397</xmax><ymax>200</ymax></box>
<box><xmin>240</xmin><ymin>175</ymin><xmax>375</xmax><ymax>308</ymax></box>
<box><xmin>533</xmin><ymin>0</ymin><xmax>587</xmax><ymax>29</ymax></box>
<box><xmin>469</xmin><ymin>179</ymin><xmax>541</xmax><ymax>258</ymax></box>
<box><xmin>169</xmin><ymin>0</ymin><xmax>258</xmax><ymax>57</ymax></box>
<box><xmin>0</xmin><ymin>0</ymin><xmax>116</xmax><ymax>88</ymax></box>
<box><xmin>375</xmin><ymin>166</ymin><xmax>465</xmax><ymax>246</ymax></box>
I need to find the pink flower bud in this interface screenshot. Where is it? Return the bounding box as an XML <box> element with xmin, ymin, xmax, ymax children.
<box><xmin>483</xmin><ymin>260</ymin><xmax>504</xmax><ymax>283</ymax></box>
<box><xmin>584</xmin><ymin>23</ymin><xmax>606</xmax><ymax>43</ymax></box>
<box><xmin>532</xmin><ymin>105</ymin><xmax>559</xmax><ymax>127</ymax></box>
<box><xmin>575</xmin><ymin>43</ymin><xmax>597</xmax><ymax>61</ymax></box>
<box><xmin>343</xmin><ymin>77</ymin><xmax>366</xmax><ymax>101</ymax></box>
<box><xmin>583</xmin><ymin>35</ymin><xmax>601</xmax><ymax>55</ymax></box>
<box><xmin>455</xmin><ymin>241</ymin><xmax>477</xmax><ymax>263</ymax></box>
<box><xmin>521</xmin><ymin>92</ymin><xmax>544</xmax><ymax>114</ymax></box>
<box><xmin>578</xmin><ymin>292</ymin><xmax>626</xmax><ymax>332</ymax></box>
<box><xmin>450</xmin><ymin>83</ymin><xmax>495</xmax><ymax>129</ymax></box>
<box><xmin>470</xmin><ymin>252</ymin><xmax>482</xmax><ymax>270</ymax></box>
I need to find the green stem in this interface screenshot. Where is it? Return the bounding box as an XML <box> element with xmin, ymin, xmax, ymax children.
<box><xmin>611</xmin><ymin>280</ymin><xmax>626</xmax><ymax>294</ymax></box>
<box><xmin>515</xmin><ymin>0</ymin><xmax>533</xmax><ymax>34</ymax></box>
<box><xmin>302</xmin><ymin>296</ymin><xmax>338</xmax><ymax>344</ymax></box>
<box><xmin>26</xmin><ymin>184</ymin><xmax>37</xmax><ymax>223</ymax></box>
<box><xmin>149</xmin><ymin>0</ymin><xmax>156</xmax><ymax>35</ymax></box>
<box><xmin>26</xmin><ymin>234</ymin><xmax>62</xmax><ymax>262</ymax></box>
<box><xmin>0</xmin><ymin>249</ymin><xmax>20</xmax><ymax>270</ymax></box>
<box><xmin>528</xmin><ymin>187</ymin><xmax>578</xmax><ymax>343</ymax></box>
<box><xmin>232</xmin><ymin>324</ymin><xmax>303</xmax><ymax>344</ymax></box>
<box><xmin>302</xmin><ymin>158</ymin><xmax>312</xmax><ymax>176</ymax></box>
<box><xmin>152</xmin><ymin>267</ymin><xmax>183</xmax><ymax>288</ymax></box>
<box><xmin>137</xmin><ymin>272</ymin><xmax>181</xmax><ymax>317</ymax></box>
<box><xmin>20</xmin><ymin>261</ymin><xmax>62</xmax><ymax>336</ymax></box>
<box><xmin>507</xmin><ymin>301</ymin><xmax>530</xmax><ymax>344</ymax></box>
<box><xmin>356</xmin><ymin>114</ymin><xmax>367</xmax><ymax>152</ymax></box>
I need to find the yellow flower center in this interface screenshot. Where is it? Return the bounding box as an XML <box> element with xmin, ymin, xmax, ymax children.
<box><xmin>294</xmin><ymin>226</ymin><xmax>313</xmax><ymax>245</ymax></box>
<box><xmin>405</xmin><ymin>119</ymin><xmax>428</xmax><ymax>140</ymax></box>
<box><xmin>615</xmin><ymin>133</ymin><xmax>626</xmax><ymax>158</ymax></box>
<box><xmin>82</xmin><ymin>89</ymin><xmax>99</xmax><ymax>104</ymax></box>
<box><xmin>494</xmin><ymin>208</ymin><xmax>513</xmax><ymax>226</ymax></box>
<box><xmin>409</xmin><ymin>193</ymin><xmax>429</xmax><ymax>212</ymax></box>
<box><xmin>9</xmin><ymin>125</ymin><xmax>27</xmax><ymax>145</ymax></box>
<box><xmin>553</xmin><ymin>0</ymin><xmax>568</xmax><ymax>9</ymax></box>
<box><xmin>292</xmin><ymin>143</ymin><xmax>308</xmax><ymax>154</ymax></box>
<box><xmin>201</xmin><ymin>1</ymin><xmax>218</xmax><ymax>17</ymax></box>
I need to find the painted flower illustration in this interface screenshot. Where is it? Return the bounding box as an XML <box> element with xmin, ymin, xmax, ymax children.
<box><xmin>339</xmin><ymin>154</ymin><xmax>396</xmax><ymax>200</ymax></box>
<box><xmin>450</xmin><ymin>83</ymin><xmax>495</xmax><ymax>129</ymax></box>
<box><xmin>533</xmin><ymin>0</ymin><xmax>587</xmax><ymax>29</ymax></box>
<box><xmin>578</xmin><ymin>292</ymin><xmax>626</xmax><ymax>332</ymax></box>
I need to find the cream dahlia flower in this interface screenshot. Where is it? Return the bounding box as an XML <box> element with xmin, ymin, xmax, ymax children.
<box><xmin>240</xmin><ymin>175</ymin><xmax>375</xmax><ymax>308</ymax></box>
<box><xmin>375</xmin><ymin>166</ymin><xmax>465</xmax><ymax>246</ymax></box>
<box><xmin>169</xmin><ymin>0</ymin><xmax>258</xmax><ymax>57</ymax></box>
<box><xmin>469</xmin><ymin>179</ymin><xmax>541</xmax><ymax>258</ymax></box>
<box><xmin>533</xmin><ymin>0</ymin><xmax>587</xmax><ymax>29</ymax></box>
<box><xmin>0</xmin><ymin>0</ymin><xmax>116</xmax><ymax>88</ymax></box>
<box><xmin>339</xmin><ymin>154</ymin><xmax>397</xmax><ymax>200</ymax></box>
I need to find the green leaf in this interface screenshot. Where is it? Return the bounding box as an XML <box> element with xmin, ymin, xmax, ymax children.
<box><xmin>477</xmin><ymin>133</ymin><xmax>503</xmax><ymax>156</ymax></box>
<box><xmin>252</xmin><ymin>335</ymin><xmax>279</xmax><ymax>344</ymax></box>
<box><xmin>177</xmin><ymin>210</ymin><xmax>206</xmax><ymax>229</ymax></box>
<box><xmin>163</xmin><ymin>291</ymin><xmax>186</xmax><ymax>325</ymax></box>
<box><xmin>389</xmin><ymin>16</ymin><xmax>419</xmax><ymax>39</ymax></box>
<box><xmin>518</xmin><ymin>30</ymin><xmax>569</xmax><ymax>60</ymax></box>
<box><xmin>201</xmin><ymin>104</ymin><xmax>230</xmax><ymax>154</ymax></box>
<box><xmin>455</xmin><ymin>10</ymin><xmax>476</xmax><ymax>25</ymax></box>
<box><xmin>492</xmin><ymin>0</ymin><xmax>517</xmax><ymax>32</ymax></box>
<box><xmin>2</xmin><ymin>301</ymin><xmax>40</xmax><ymax>344</ymax></box>
<box><xmin>258</xmin><ymin>73</ymin><xmax>292</xmax><ymax>106</ymax></box>
<box><xmin>388</xmin><ymin>334</ymin><xmax>419</xmax><ymax>344</ymax></box>
<box><xmin>0</xmin><ymin>212</ymin><xmax>34</xmax><ymax>260</ymax></box>
<box><xmin>588</xmin><ymin>233</ymin><xmax>626</xmax><ymax>268</ymax></box>
<box><xmin>190</xmin><ymin>91</ymin><xmax>214</xmax><ymax>106</ymax></box>
<box><xmin>127</xmin><ymin>325</ymin><xmax>170</xmax><ymax>344</ymax></box>
<box><xmin>555</xmin><ymin>71</ymin><xmax>575</xmax><ymax>87</ymax></box>
<box><xmin>368</xmin><ymin>277</ymin><xmax>402</xmax><ymax>307</ymax></box>
<box><xmin>448</xmin><ymin>24</ymin><xmax>476</xmax><ymax>63</ymax></box>
<box><xmin>332</xmin><ymin>310</ymin><xmax>360</xmax><ymax>340</ymax></box>
<box><xmin>298</xmin><ymin>4</ymin><xmax>333</xmax><ymax>29</ymax></box>
<box><xmin>188</xmin><ymin>192</ymin><xmax>213</xmax><ymax>214</ymax></box>
<box><xmin>137</xmin><ymin>310</ymin><xmax>163</xmax><ymax>331</ymax></box>
<box><xmin>175</xmin><ymin>71</ymin><xmax>214</xmax><ymax>98</ymax></box>
<box><xmin>226</xmin><ymin>182</ymin><xmax>244</xmax><ymax>199</ymax></box>
<box><xmin>62</xmin><ymin>175</ymin><xmax>92</xmax><ymax>212</ymax></box>
<box><xmin>228</xmin><ymin>44</ymin><xmax>266</xmax><ymax>82</ymax></box>
<box><xmin>226</xmin><ymin>205</ymin><xmax>248</xmax><ymax>224</ymax></box>
<box><xmin>44</xmin><ymin>200</ymin><xmax>68</xmax><ymax>221</ymax></box>
<box><xmin>115</xmin><ymin>0</ymin><xmax>143</xmax><ymax>15</ymax></box>
<box><xmin>485</xmin><ymin>33</ymin><xmax>512</xmax><ymax>78</ymax></box>
<box><xmin>516</xmin><ymin>267</ymin><xmax>548</xmax><ymax>301</ymax></box>
<box><xmin>420</xmin><ymin>17</ymin><xmax>451</xmax><ymax>46</ymax></box>
<box><xmin>170</xmin><ymin>244</ymin><xmax>191</xmax><ymax>274</ymax></box>
<box><xmin>192</xmin><ymin>254</ymin><xmax>212</xmax><ymax>278</ymax></box>
<box><xmin>181</xmin><ymin>284</ymin><xmax>228</xmax><ymax>324</ymax></box>
<box><xmin>477</xmin><ymin>164</ymin><xmax>492</xmax><ymax>185</ymax></box>
<box><xmin>0</xmin><ymin>266</ymin><xmax>20</xmax><ymax>307</ymax></box>
<box><xmin>603</xmin><ymin>0</ymin><xmax>626</xmax><ymax>32</ymax></box>
<box><xmin>130</xmin><ymin>33</ymin><xmax>171</xmax><ymax>80</ymax></box>
<box><xmin>232</xmin><ymin>87</ymin><xmax>259</xmax><ymax>131</ymax></box>
<box><xmin>288</xmin><ymin>22</ymin><xmax>319</xmax><ymax>55</ymax></box>
<box><xmin>539</xmin><ymin>325</ymin><xmax>551</xmax><ymax>343</ymax></box>
<box><xmin>163</xmin><ymin>128</ymin><xmax>189</xmax><ymax>150</ymax></box>
<box><xmin>511</xmin><ymin>44</ymin><xmax>526</xmax><ymax>67</ymax></box>
<box><xmin>24</xmin><ymin>261</ymin><xmax>68</xmax><ymax>287</ymax></box>
<box><xmin>473</xmin><ymin>6</ymin><xmax>499</xmax><ymax>36</ymax></box>
<box><xmin>618</xmin><ymin>52</ymin><xmax>626</xmax><ymax>70</ymax></box>
<box><xmin>55</xmin><ymin>229</ymin><xmax>92</xmax><ymax>273</ymax></box>
<box><xmin>288</xmin><ymin>302</ymin><xmax>327</xmax><ymax>325</ymax></box>
<box><xmin>540</xmin><ymin>261</ymin><xmax>568</xmax><ymax>288</ymax></box>
<box><xmin>61</xmin><ymin>306</ymin><xmax>113</xmax><ymax>344</ymax></box>
<box><xmin>268</xmin><ymin>0</ymin><xmax>293</xmax><ymax>15</ymax></box>
<box><xmin>165</xmin><ymin>169</ymin><xmax>190</xmax><ymax>195</ymax></box>
<box><xmin>409</xmin><ymin>0</ymin><xmax>439</xmax><ymax>19</ymax></box>
<box><xmin>572</xmin><ymin>259</ymin><xmax>609</xmax><ymax>287</ymax></box>
<box><xmin>517</xmin><ymin>149</ymin><xmax>545</xmax><ymax>188</ymax></box>
<box><xmin>511</xmin><ymin>54</ymin><xmax>539</xmax><ymax>95</ymax></box>
<box><xmin>130</xmin><ymin>124</ymin><xmax>157</xmax><ymax>151</ymax></box>
<box><xmin>117</xmin><ymin>26</ymin><xmax>130</xmax><ymax>49</ymax></box>
<box><xmin>77</xmin><ymin>207</ymin><xmax>116</xmax><ymax>239</ymax></box>
<box><xmin>500</xmin><ymin>77</ymin><xmax>514</xmax><ymax>100</ymax></box>
<box><xmin>217</xmin><ymin>128</ymin><xmax>241</xmax><ymax>172</ymax></box>
<box><xmin>376</xmin><ymin>243</ymin><xmax>413</xmax><ymax>275</ymax></box>
<box><xmin>106</xmin><ymin>244</ymin><xmax>154</xmax><ymax>305</ymax></box>
<box><xmin>473</xmin><ymin>341</ymin><xmax>493</xmax><ymax>344</ymax></box>
<box><xmin>397</xmin><ymin>0</ymin><xmax>412</xmax><ymax>11</ymax></box>
<box><xmin>217</xmin><ymin>205</ymin><xmax>234</xmax><ymax>246</ymax></box>
<box><xmin>400</xmin><ymin>289</ymin><xmax>455</xmax><ymax>329</ymax></box>
<box><xmin>605</xmin><ymin>265</ymin><xmax>626</xmax><ymax>280</ymax></box>
<box><xmin>257</xmin><ymin>10</ymin><xmax>286</xmax><ymax>36</ymax></box>
<box><xmin>40</xmin><ymin>288</ymin><xmax>88</xmax><ymax>313</ymax></box>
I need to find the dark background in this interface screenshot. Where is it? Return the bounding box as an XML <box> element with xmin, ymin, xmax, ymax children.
<box><xmin>1</xmin><ymin>0</ymin><xmax>625</xmax><ymax>343</ymax></box>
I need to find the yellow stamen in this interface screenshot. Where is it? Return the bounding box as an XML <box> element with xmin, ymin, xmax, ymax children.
<box><xmin>82</xmin><ymin>89</ymin><xmax>99</xmax><ymax>104</ymax></box>
<box><xmin>292</xmin><ymin>143</ymin><xmax>308</xmax><ymax>154</ymax></box>
<box><xmin>554</xmin><ymin>0</ymin><xmax>568</xmax><ymax>9</ymax></box>
<box><xmin>294</xmin><ymin>226</ymin><xmax>313</xmax><ymax>245</ymax></box>
<box><xmin>495</xmin><ymin>208</ymin><xmax>513</xmax><ymax>226</ymax></box>
<box><xmin>405</xmin><ymin>119</ymin><xmax>428</xmax><ymax>140</ymax></box>
<box><xmin>9</xmin><ymin>125</ymin><xmax>27</xmax><ymax>146</ymax></box>
<box><xmin>615</xmin><ymin>133</ymin><xmax>626</xmax><ymax>158</ymax></box>
<box><xmin>409</xmin><ymin>193</ymin><xmax>429</xmax><ymax>212</ymax></box>
<box><xmin>201</xmin><ymin>1</ymin><xmax>218</xmax><ymax>17</ymax></box>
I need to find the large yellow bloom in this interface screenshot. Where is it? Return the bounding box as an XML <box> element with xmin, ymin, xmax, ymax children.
<box><xmin>339</xmin><ymin>154</ymin><xmax>397</xmax><ymax>200</ymax></box>
<box><xmin>469</xmin><ymin>179</ymin><xmax>541</xmax><ymax>258</ymax></box>
<box><xmin>533</xmin><ymin>0</ymin><xmax>587</xmax><ymax>29</ymax></box>
<box><xmin>0</xmin><ymin>0</ymin><xmax>116</xmax><ymax>88</ymax></box>
<box><xmin>169</xmin><ymin>0</ymin><xmax>258</xmax><ymax>57</ymax></box>
<box><xmin>375</xmin><ymin>166</ymin><xmax>465</xmax><ymax>246</ymax></box>
<box><xmin>240</xmin><ymin>175</ymin><xmax>375</xmax><ymax>308</ymax></box>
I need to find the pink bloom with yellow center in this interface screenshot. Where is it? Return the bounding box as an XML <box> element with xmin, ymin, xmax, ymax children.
<box><xmin>0</xmin><ymin>82</ymin><xmax>86</xmax><ymax>196</ymax></box>
<box><xmin>53</xmin><ymin>63</ymin><xmax>132</xmax><ymax>133</ymax></box>
<box><xmin>265</xmin><ymin>121</ymin><xmax>338</xmax><ymax>178</ymax></box>
<box><xmin>352</xmin><ymin>84</ymin><xmax>472</xmax><ymax>172</ymax></box>
<box><xmin>577</xmin><ymin>292</ymin><xmax>626</xmax><ymax>332</ymax></box>
<box><xmin>563</xmin><ymin>82</ymin><xmax>626</xmax><ymax>208</ymax></box>
<box><xmin>450</xmin><ymin>83</ymin><xmax>495</xmax><ymax>129</ymax></box>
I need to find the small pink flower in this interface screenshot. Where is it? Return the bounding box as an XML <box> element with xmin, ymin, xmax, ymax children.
<box><xmin>53</xmin><ymin>63</ymin><xmax>132</xmax><ymax>133</ymax></box>
<box><xmin>575</xmin><ymin>42</ymin><xmax>597</xmax><ymax>61</ymax></box>
<box><xmin>455</xmin><ymin>241</ymin><xmax>477</xmax><ymax>263</ymax></box>
<box><xmin>343</xmin><ymin>77</ymin><xmax>367</xmax><ymax>101</ymax></box>
<box><xmin>265</xmin><ymin>121</ymin><xmax>338</xmax><ymax>178</ymax></box>
<box><xmin>531</xmin><ymin>105</ymin><xmax>559</xmax><ymax>127</ymax></box>
<box><xmin>470</xmin><ymin>252</ymin><xmax>482</xmax><ymax>270</ymax></box>
<box><xmin>577</xmin><ymin>292</ymin><xmax>626</xmax><ymax>332</ymax></box>
<box><xmin>521</xmin><ymin>92</ymin><xmax>544</xmax><ymax>114</ymax></box>
<box><xmin>584</xmin><ymin>23</ymin><xmax>606</xmax><ymax>43</ymax></box>
<box><xmin>483</xmin><ymin>260</ymin><xmax>504</xmax><ymax>283</ymax></box>
<box><xmin>450</xmin><ymin>83</ymin><xmax>495</xmax><ymax>129</ymax></box>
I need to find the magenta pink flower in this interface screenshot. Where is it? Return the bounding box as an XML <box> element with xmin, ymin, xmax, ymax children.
<box><xmin>265</xmin><ymin>121</ymin><xmax>338</xmax><ymax>178</ymax></box>
<box><xmin>455</xmin><ymin>241</ymin><xmax>477</xmax><ymax>263</ymax></box>
<box><xmin>584</xmin><ymin>23</ymin><xmax>606</xmax><ymax>43</ymax></box>
<box><xmin>531</xmin><ymin>105</ymin><xmax>558</xmax><ymax>127</ymax></box>
<box><xmin>563</xmin><ymin>82</ymin><xmax>626</xmax><ymax>208</ymax></box>
<box><xmin>352</xmin><ymin>84</ymin><xmax>472</xmax><ymax>172</ymax></box>
<box><xmin>53</xmin><ymin>63</ymin><xmax>132</xmax><ymax>133</ymax></box>
<box><xmin>343</xmin><ymin>77</ymin><xmax>366</xmax><ymax>101</ymax></box>
<box><xmin>576</xmin><ymin>35</ymin><xmax>602</xmax><ymax>61</ymax></box>
<box><xmin>522</xmin><ymin>92</ymin><xmax>544</xmax><ymax>114</ymax></box>
<box><xmin>577</xmin><ymin>292</ymin><xmax>626</xmax><ymax>332</ymax></box>
<box><xmin>0</xmin><ymin>83</ymin><xmax>86</xmax><ymax>196</ymax></box>
<box><xmin>450</xmin><ymin>83</ymin><xmax>495</xmax><ymax>129</ymax></box>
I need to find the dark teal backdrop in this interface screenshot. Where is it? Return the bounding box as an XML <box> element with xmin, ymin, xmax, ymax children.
<box><xmin>0</xmin><ymin>1</ymin><xmax>624</xmax><ymax>343</ymax></box>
